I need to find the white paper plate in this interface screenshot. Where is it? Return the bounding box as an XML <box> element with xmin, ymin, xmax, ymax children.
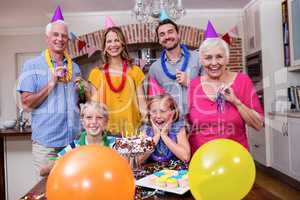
<box><xmin>135</xmin><ymin>173</ymin><xmax>189</xmax><ymax>195</ymax></box>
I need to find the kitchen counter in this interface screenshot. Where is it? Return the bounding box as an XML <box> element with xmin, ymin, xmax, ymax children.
<box><xmin>0</xmin><ymin>128</ymin><xmax>32</xmax><ymax>200</ymax></box>
<box><xmin>0</xmin><ymin>128</ymin><xmax>31</xmax><ymax>137</ymax></box>
<box><xmin>268</xmin><ymin>111</ymin><xmax>300</xmax><ymax>119</ymax></box>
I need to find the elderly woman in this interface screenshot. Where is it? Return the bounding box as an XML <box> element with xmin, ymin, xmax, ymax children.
<box><xmin>187</xmin><ymin>38</ymin><xmax>264</xmax><ymax>154</ymax></box>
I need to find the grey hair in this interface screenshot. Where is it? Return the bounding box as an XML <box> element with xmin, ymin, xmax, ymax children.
<box><xmin>199</xmin><ymin>38</ymin><xmax>230</xmax><ymax>60</ymax></box>
<box><xmin>45</xmin><ymin>20</ymin><xmax>68</xmax><ymax>36</ymax></box>
<box><xmin>80</xmin><ymin>101</ymin><xmax>109</xmax><ymax>120</ymax></box>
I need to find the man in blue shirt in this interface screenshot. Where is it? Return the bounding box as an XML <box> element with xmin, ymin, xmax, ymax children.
<box><xmin>148</xmin><ymin>19</ymin><xmax>201</xmax><ymax>117</ymax></box>
<box><xmin>17</xmin><ymin>17</ymin><xmax>81</xmax><ymax>178</ymax></box>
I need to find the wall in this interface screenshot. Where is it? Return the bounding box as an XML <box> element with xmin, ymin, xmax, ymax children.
<box><xmin>0</xmin><ymin>34</ymin><xmax>45</xmax><ymax>123</ymax></box>
<box><xmin>69</xmin><ymin>23</ymin><xmax>243</xmax><ymax>72</ymax></box>
<box><xmin>64</xmin><ymin>9</ymin><xmax>243</xmax><ymax>35</ymax></box>
<box><xmin>0</xmin><ymin>9</ymin><xmax>243</xmax><ymax>123</ymax></box>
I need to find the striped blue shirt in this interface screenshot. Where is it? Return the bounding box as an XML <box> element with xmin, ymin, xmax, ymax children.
<box><xmin>17</xmin><ymin>51</ymin><xmax>81</xmax><ymax>147</ymax></box>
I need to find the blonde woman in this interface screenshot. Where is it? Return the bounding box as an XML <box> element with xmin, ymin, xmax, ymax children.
<box><xmin>88</xmin><ymin>27</ymin><xmax>146</xmax><ymax>136</ymax></box>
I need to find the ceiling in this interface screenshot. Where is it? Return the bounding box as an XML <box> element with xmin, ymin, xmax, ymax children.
<box><xmin>0</xmin><ymin>0</ymin><xmax>251</xmax><ymax>28</ymax></box>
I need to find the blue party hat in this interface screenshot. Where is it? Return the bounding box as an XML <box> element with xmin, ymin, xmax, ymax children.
<box><xmin>160</xmin><ymin>9</ymin><xmax>169</xmax><ymax>21</ymax></box>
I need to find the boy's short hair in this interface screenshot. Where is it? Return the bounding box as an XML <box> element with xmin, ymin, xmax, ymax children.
<box><xmin>80</xmin><ymin>101</ymin><xmax>108</xmax><ymax>120</ymax></box>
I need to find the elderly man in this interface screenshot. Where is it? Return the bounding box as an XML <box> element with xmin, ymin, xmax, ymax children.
<box><xmin>148</xmin><ymin>19</ymin><xmax>201</xmax><ymax>119</ymax></box>
<box><xmin>17</xmin><ymin>6</ymin><xmax>81</xmax><ymax>178</ymax></box>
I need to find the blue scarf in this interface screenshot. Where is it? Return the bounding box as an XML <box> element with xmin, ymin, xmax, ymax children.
<box><xmin>161</xmin><ymin>44</ymin><xmax>190</xmax><ymax>80</ymax></box>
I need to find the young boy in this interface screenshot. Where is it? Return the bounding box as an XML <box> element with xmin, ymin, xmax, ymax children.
<box><xmin>40</xmin><ymin>101</ymin><xmax>115</xmax><ymax>176</ymax></box>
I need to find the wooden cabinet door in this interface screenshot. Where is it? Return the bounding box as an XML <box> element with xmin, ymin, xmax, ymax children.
<box><xmin>270</xmin><ymin>116</ymin><xmax>290</xmax><ymax>175</ymax></box>
<box><xmin>288</xmin><ymin>118</ymin><xmax>300</xmax><ymax>181</ymax></box>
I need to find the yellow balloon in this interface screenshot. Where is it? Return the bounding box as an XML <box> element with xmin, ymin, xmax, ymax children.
<box><xmin>188</xmin><ymin>139</ymin><xmax>255</xmax><ymax>200</ymax></box>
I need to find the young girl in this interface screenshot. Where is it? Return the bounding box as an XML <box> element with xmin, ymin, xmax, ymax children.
<box><xmin>40</xmin><ymin>101</ymin><xmax>114</xmax><ymax>176</ymax></box>
<box><xmin>139</xmin><ymin>94</ymin><xmax>191</xmax><ymax>163</ymax></box>
<box><xmin>87</xmin><ymin>26</ymin><xmax>146</xmax><ymax>136</ymax></box>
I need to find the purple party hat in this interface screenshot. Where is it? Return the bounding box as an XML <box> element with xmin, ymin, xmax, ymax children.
<box><xmin>51</xmin><ymin>6</ymin><xmax>64</xmax><ymax>22</ymax></box>
<box><xmin>204</xmin><ymin>20</ymin><xmax>218</xmax><ymax>39</ymax></box>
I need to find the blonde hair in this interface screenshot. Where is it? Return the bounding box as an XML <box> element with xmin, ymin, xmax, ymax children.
<box><xmin>102</xmin><ymin>27</ymin><xmax>132</xmax><ymax>65</ymax></box>
<box><xmin>80</xmin><ymin>101</ymin><xmax>108</xmax><ymax>120</ymax></box>
<box><xmin>146</xmin><ymin>94</ymin><xmax>179</xmax><ymax>123</ymax></box>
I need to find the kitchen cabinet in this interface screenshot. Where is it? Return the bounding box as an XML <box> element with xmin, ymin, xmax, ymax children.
<box><xmin>269</xmin><ymin>114</ymin><xmax>300</xmax><ymax>182</ymax></box>
<box><xmin>244</xmin><ymin>0</ymin><xmax>290</xmax><ymax>169</ymax></box>
<box><xmin>287</xmin><ymin>118</ymin><xmax>300</xmax><ymax>180</ymax></box>
<box><xmin>243</xmin><ymin>0</ymin><xmax>300</xmax><ymax>182</ymax></box>
<box><xmin>243</xmin><ymin>0</ymin><xmax>261</xmax><ymax>55</ymax></box>
<box><xmin>270</xmin><ymin>115</ymin><xmax>290</xmax><ymax>175</ymax></box>
<box><xmin>248</xmin><ymin>127</ymin><xmax>266</xmax><ymax>165</ymax></box>
<box><xmin>0</xmin><ymin>129</ymin><xmax>35</xmax><ymax>200</ymax></box>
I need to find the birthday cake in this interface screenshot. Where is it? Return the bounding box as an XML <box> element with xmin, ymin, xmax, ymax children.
<box><xmin>114</xmin><ymin>136</ymin><xmax>155</xmax><ymax>154</ymax></box>
<box><xmin>148</xmin><ymin>169</ymin><xmax>189</xmax><ymax>189</ymax></box>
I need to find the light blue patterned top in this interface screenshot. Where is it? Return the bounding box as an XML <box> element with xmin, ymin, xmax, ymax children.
<box><xmin>17</xmin><ymin>51</ymin><xmax>81</xmax><ymax>147</ymax></box>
